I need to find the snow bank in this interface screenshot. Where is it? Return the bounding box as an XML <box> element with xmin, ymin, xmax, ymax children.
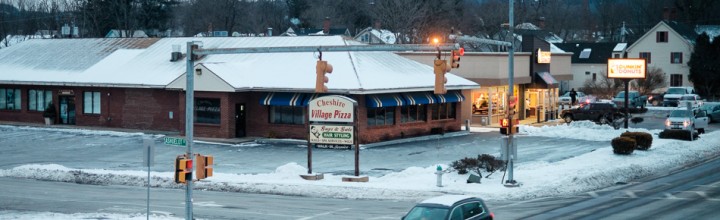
<box><xmin>519</xmin><ymin>121</ymin><xmax>663</xmax><ymax>141</ymax></box>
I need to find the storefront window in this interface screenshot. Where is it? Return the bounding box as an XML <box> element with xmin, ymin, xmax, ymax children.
<box><xmin>29</xmin><ymin>90</ymin><xmax>52</xmax><ymax>111</ymax></box>
<box><xmin>431</xmin><ymin>103</ymin><xmax>456</xmax><ymax>120</ymax></box>
<box><xmin>401</xmin><ymin>104</ymin><xmax>426</xmax><ymax>123</ymax></box>
<box><xmin>367</xmin><ymin>107</ymin><xmax>395</xmax><ymax>126</ymax></box>
<box><xmin>0</xmin><ymin>88</ymin><xmax>21</xmax><ymax>110</ymax></box>
<box><xmin>195</xmin><ymin>98</ymin><xmax>221</xmax><ymax>124</ymax></box>
<box><xmin>270</xmin><ymin>106</ymin><xmax>304</xmax><ymax>125</ymax></box>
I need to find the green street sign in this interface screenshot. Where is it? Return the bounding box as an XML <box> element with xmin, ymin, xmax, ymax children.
<box><xmin>164</xmin><ymin>137</ymin><xmax>187</xmax><ymax>146</ymax></box>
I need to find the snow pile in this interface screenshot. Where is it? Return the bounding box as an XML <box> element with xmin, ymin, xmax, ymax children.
<box><xmin>519</xmin><ymin>121</ymin><xmax>663</xmax><ymax>141</ymax></box>
<box><xmin>0</xmin><ymin>210</ymin><xmax>182</xmax><ymax>220</ymax></box>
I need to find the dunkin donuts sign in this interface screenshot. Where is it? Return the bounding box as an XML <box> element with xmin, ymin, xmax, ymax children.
<box><xmin>308</xmin><ymin>95</ymin><xmax>356</xmax><ymax>123</ymax></box>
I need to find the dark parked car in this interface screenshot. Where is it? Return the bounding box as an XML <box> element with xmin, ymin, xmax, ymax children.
<box><xmin>403</xmin><ymin>195</ymin><xmax>494</xmax><ymax>220</ymax></box>
<box><xmin>561</xmin><ymin>102</ymin><xmax>624</xmax><ymax>126</ymax></box>
<box><xmin>700</xmin><ymin>104</ymin><xmax>720</xmax><ymax>123</ymax></box>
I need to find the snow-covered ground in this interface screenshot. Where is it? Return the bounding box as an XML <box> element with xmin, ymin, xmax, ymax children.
<box><xmin>2</xmin><ymin>121</ymin><xmax>719</xmax><ymax>204</ymax></box>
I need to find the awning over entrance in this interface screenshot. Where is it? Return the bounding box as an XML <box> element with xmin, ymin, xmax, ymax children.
<box><xmin>366</xmin><ymin>93</ymin><xmax>405</xmax><ymax>108</ymax></box>
<box><xmin>434</xmin><ymin>90</ymin><xmax>465</xmax><ymax>103</ymax></box>
<box><xmin>402</xmin><ymin>92</ymin><xmax>436</xmax><ymax>105</ymax></box>
<box><xmin>537</xmin><ymin>72</ymin><xmax>558</xmax><ymax>85</ymax></box>
<box><xmin>260</xmin><ymin>92</ymin><xmax>305</xmax><ymax>106</ymax></box>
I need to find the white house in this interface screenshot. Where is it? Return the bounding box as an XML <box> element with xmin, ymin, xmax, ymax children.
<box><xmin>625</xmin><ymin>20</ymin><xmax>697</xmax><ymax>88</ymax></box>
<box><xmin>353</xmin><ymin>27</ymin><xmax>396</xmax><ymax>44</ymax></box>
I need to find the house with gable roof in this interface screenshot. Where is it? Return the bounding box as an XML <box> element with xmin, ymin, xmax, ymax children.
<box><xmin>554</xmin><ymin>42</ymin><xmax>625</xmax><ymax>93</ymax></box>
<box><xmin>625</xmin><ymin>20</ymin><xmax>697</xmax><ymax>88</ymax></box>
<box><xmin>0</xmin><ymin>36</ymin><xmax>478</xmax><ymax>143</ymax></box>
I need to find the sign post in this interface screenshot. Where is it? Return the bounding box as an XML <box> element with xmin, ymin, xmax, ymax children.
<box><xmin>142</xmin><ymin>138</ymin><xmax>154</xmax><ymax>220</ymax></box>
<box><xmin>306</xmin><ymin>95</ymin><xmax>363</xmax><ymax>181</ymax></box>
<box><xmin>607</xmin><ymin>58</ymin><xmax>647</xmax><ymax>129</ymax></box>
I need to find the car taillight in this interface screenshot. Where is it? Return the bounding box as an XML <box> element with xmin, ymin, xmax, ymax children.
<box><xmin>490</xmin><ymin>212</ymin><xmax>495</xmax><ymax>220</ymax></box>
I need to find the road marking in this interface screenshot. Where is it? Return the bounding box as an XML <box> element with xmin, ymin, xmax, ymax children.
<box><xmin>623</xmin><ymin>190</ymin><xmax>640</xmax><ymax>198</ymax></box>
<box><xmin>296</xmin><ymin>208</ymin><xmax>351</xmax><ymax>220</ymax></box>
<box><xmin>663</xmin><ymin>193</ymin><xmax>686</xmax><ymax>200</ymax></box>
<box><xmin>588</xmin><ymin>192</ymin><xmax>600</xmax><ymax>198</ymax></box>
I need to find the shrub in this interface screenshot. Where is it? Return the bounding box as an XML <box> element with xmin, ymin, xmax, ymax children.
<box><xmin>621</xmin><ymin>131</ymin><xmax>653</xmax><ymax>150</ymax></box>
<box><xmin>43</xmin><ymin>103</ymin><xmax>56</xmax><ymax>118</ymax></box>
<box><xmin>450</xmin><ymin>154</ymin><xmax>506</xmax><ymax>178</ymax></box>
<box><xmin>659</xmin><ymin>130</ymin><xmax>699</xmax><ymax>141</ymax></box>
<box><xmin>612</xmin><ymin>137</ymin><xmax>636</xmax><ymax>155</ymax></box>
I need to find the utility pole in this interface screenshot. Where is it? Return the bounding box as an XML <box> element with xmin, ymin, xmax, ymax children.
<box><xmin>184</xmin><ymin>41</ymin><xmax>195</xmax><ymax>220</ymax></box>
<box><xmin>504</xmin><ymin>0</ymin><xmax>520</xmax><ymax>187</ymax></box>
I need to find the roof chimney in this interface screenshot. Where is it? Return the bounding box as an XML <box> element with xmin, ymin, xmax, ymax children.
<box><xmin>663</xmin><ymin>7</ymin><xmax>670</xmax><ymax>21</ymax></box>
<box><xmin>323</xmin><ymin>17</ymin><xmax>330</xmax><ymax>34</ymax></box>
<box><xmin>374</xmin><ymin>20</ymin><xmax>381</xmax><ymax>30</ymax></box>
<box><xmin>267</xmin><ymin>27</ymin><xmax>273</xmax><ymax>37</ymax></box>
<box><xmin>170</xmin><ymin>44</ymin><xmax>182</xmax><ymax>62</ymax></box>
<box><xmin>536</xmin><ymin>17</ymin><xmax>546</xmax><ymax>29</ymax></box>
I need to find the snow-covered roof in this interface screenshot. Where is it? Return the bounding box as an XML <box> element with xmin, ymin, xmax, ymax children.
<box><xmin>0</xmin><ymin>36</ymin><xmax>478</xmax><ymax>93</ymax></box>
<box><xmin>613</xmin><ymin>43</ymin><xmax>627</xmax><ymax>52</ymax></box>
<box><xmin>696</xmin><ymin>25</ymin><xmax>720</xmax><ymax>42</ymax></box>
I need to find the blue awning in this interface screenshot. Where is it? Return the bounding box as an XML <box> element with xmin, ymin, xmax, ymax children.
<box><xmin>434</xmin><ymin>91</ymin><xmax>465</xmax><ymax>103</ymax></box>
<box><xmin>303</xmin><ymin>93</ymin><xmax>325</xmax><ymax>106</ymax></box>
<box><xmin>402</xmin><ymin>92</ymin><xmax>436</xmax><ymax>105</ymax></box>
<box><xmin>366</xmin><ymin>93</ymin><xmax>405</xmax><ymax>108</ymax></box>
<box><xmin>260</xmin><ymin>92</ymin><xmax>305</xmax><ymax>106</ymax></box>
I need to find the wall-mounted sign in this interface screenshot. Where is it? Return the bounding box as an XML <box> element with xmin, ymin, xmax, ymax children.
<box><xmin>537</xmin><ymin>48</ymin><xmax>551</xmax><ymax>64</ymax></box>
<box><xmin>58</xmin><ymin>90</ymin><xmax>74</xmax><ymax>95</ymax></box>
<box><xmin>308</xmin><ymin>95</ymin><xmax>356</xmax><ymax>123</ymax></box>
<box><xmin>309</xmin><ymin>125</ymin><xmax>354</xmax><ymax>145</ymax></box>
<box><xmin>607</xmin><ymin>58</ymin><xmax>646</xmax><ymax>79</ymax></box>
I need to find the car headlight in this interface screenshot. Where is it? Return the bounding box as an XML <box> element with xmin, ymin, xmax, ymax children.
<box><xmin>684</xmin><ymin>120</ymin><xmax>691</xmax><ymax>128</ymax></box>
<box><xmin>665</xmin><ymin>119</ymin><xmax>671</xmax><ymax>127</ymax></box>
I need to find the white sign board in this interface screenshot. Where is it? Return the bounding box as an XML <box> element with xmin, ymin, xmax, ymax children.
<box><xmin>308</xmin><ymin>95</ymin><xmax>356</xmax><ymax>123</ymax></box>
<box><xmin>309</xmin><ymin>125</ymin><xmax>354</xmax><ymax>145</ymax></box>
<box><xmin>537</xmin><ymin>48</ymin><xmax>551</xmax><ymax>64</ymax></box>
<box><xmin>607</xmin><ymin>59</ymin><xmax>647</xmax><ymax>79</ymax></box>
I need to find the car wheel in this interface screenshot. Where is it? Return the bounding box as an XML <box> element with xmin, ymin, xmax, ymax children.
<box><xmin>599</xmin><ymin>115</ymin><xmax>609</xmax><ymax>124</ymax></box>
<box><xmin>652</xmin><ymin>100</ymin><xmax>659</xmax><ymax>106</ymax></box>
<box><xmin>563</xmin><ymin>115</ymin><xmax>573</xmax><ymax>123</ymax></box>
<box><xmin>699</xmin><ymin>128</ymin><xmax>705</xmax><ymax>134</ymax></box>
<box><xmin>708</xmin><ymin>116</ymin><xmax>714</xmax><ymax>123</ymax></box>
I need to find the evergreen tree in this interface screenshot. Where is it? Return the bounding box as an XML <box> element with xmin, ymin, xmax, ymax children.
<box><xmin>688</xmin><ymin>33</ymin><xmax>720</xmax><ymax>100</ymax></box>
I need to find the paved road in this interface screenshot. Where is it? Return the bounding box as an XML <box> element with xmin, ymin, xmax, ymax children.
<box><xmin>0</xmin><ymin>176</ymin><xmax>414</xmax><ymax>220</ymax></box>
<box><xmin>491</xmin><ymin>156</ymin><xmax>720</xmax><ymax>219</ymax></box>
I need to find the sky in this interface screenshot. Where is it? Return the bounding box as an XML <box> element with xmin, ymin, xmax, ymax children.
<box><xmin>2</xmin><ymin>116</ymin><xmax>719</xmax><ymax>219</ymax></box>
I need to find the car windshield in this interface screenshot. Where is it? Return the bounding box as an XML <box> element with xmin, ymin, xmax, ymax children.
<box><xmin>667</xmin><ymin>88</ymin><xmax>687</xmax><ymax>94</ymax></box>
<box><xmin>404</xmin><ymin>206</ymin><xmax>449</xmax><ymax>220</ymax></box>
<box><xmin>669</xmin><ymin>110</ymin><xmax>692</xmax><ymax>117</ymax></box>
<box><xmin>615</xmin><ymin>92</ymin><xmax>626</xmax><ymax>98</ymax></box>
<box><xmin>561</xmin><ymin>92</ymin><xmax>570</xmax><ymax>97</ymax></box>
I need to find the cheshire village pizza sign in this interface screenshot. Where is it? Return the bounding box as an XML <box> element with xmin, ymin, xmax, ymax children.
<box><xmin>308</xmin><ymin>95</ymin><xmax>356</xmax><ymax>123</ymax></box>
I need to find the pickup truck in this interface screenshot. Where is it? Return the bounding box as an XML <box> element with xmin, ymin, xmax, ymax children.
<box><xmin>613</xmin><ymin>91</ymin><xmax>647</xmax><ymax>109</ymax></box>
<box><xmin>663</xmin><ymin>87</ymin><xmax>696</xmax><ymax>107</ymax></box>
<box><xmin>665</xmin><ymin>108</ymin><xmax>709</xmax><ymax>134</ymax></box>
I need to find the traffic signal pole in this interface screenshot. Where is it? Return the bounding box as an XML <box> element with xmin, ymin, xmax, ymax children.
<box><xmin>504</xmin><ymin>0</ymin><xmax>519</xmax><ymax>187</ymax></box>
<box><xmin>184</xmin><ymin>41</ymin><xmax>195</xmax><ymax>220</ymax></box>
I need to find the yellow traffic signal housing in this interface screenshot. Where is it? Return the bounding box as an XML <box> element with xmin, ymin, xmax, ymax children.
<box><xmin>174</xmin><ymin>156</ymin><xmax>193</xmax><ymax>184</ymax></box>
<box><xmin>450</xmin><ymin>49</ymin><xmax>463</xmax><ymax>68</ymax></box>
<box><xmin>315</xmin><ymin>60</ymin><xmax>333</xmax><ymax>93</ymax></box>
<box><xmin>195</xmin><ymin>154</ymin><xmax>214</xmax><ymax>180</ymax></box>
<box><xmin>434</xmin><ymin>59</ymin><xmax>449</xmax><ymax>94</ymax></box>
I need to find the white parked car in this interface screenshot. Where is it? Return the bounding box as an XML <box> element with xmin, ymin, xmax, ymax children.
<box><xmin>665</xmin><ymin>108</ymin><xmax>709</xmax><ymax>134</ymax></box>
<box><xmin>559</xmin><ymin>91</ymin><xmax>594</xmax><ymax>105</ymax></box>
<box><xmin>677</xmin><ymin>94</ymin><xmax>703</xmax><ymax>108</ymax></box>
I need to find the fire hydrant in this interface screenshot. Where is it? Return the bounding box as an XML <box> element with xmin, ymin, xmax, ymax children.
<box><xmin>435</xmin><ymin>165</ymin><xmax>443</xmax><ymax>187</ymax></box>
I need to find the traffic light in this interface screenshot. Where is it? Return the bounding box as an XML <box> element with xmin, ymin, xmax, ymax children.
<box><xmin>434</xmin><ymin>59</ymin><xmax>450</xmax><ymax>94</ymax></box>
<box><xmin>195</xmin><ymin>154</ymin><xmax>214</xmax><ymax>180</ymax></box>
<box><xmin>507</xmin><ymin>96</ymin><xmax>518</xmax><ymax>117</ymax></box>
<box><xmin>315</xmin><ymin>60</ymin><xmax>333</xmax><ymax>93</ymax></box>
<box><xmin>450</xmin><ymin>48</ymin><xmax>464</xmax><ymax>69</ymax></box>
<box><xmin>174</xmin><ymin>155</ymin><xmax>192</xmax><ymax>184</ymax></box>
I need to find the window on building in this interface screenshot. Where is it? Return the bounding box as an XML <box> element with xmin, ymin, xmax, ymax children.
<box><xmin>269</xmin><ymin>106</ymin><xmax>304</xmax><ymax>125</ymax></box>
<box><xmin>656</xmin><ymin>31</ymin><xmax>668</xmax><ymax>42</ymax></box>
<box><xmin>579</xmin><ymin>48</ymin><xmax>591</xmax><ymax>59</ymax></box>
<box><xmin>0</xmin><ymin>88</ymin><xmax>21</xmax><ymax>110</ymax></box>
<box><xmin>639</xmin><ymin>52</ymin><xmax>651</xmax><ymax>64</ymax></box>
<box><xmin>28</xmin><ymin>90</ymin><xmax>52</xmax><ymax>111</ymax></box>
<box><xmin>401</xmin><ymin>104</ymin><xmax>427</xmax><ymax>123</ymax></box>
<box><xmin>671</xmin><ymin>52</ymin><xmax>683</xmax><ymax>64</ymax></box>
<box><xmin>432</xmin><ymin>103</ymin><xmax>456</xmax><ymax>120</ymax></box>
<box><xmin>195</xmin><ymin>98</ymin><xmax>220</xmax><ymax>124</ymax></box>
<box><xmin>367</xmin><ymin>107</ymin><xmax>395</xmax><ymax>126</ymax></box>
<box><xmin>592</xmin><ymin>73</ymin><xmax>597</xmax><ymax>81</ymax></box>
<box><xmin>585</xmin><ymin>71</ymin><xmax>590</xmax><ymax>75</ymax></box>
<box><xmin>83</xmin><ymin>91</ymin><xmax>101</xmax><ymax>114</ymax></box>
<box><xmin>613</xmin><ymin>54</ymin><xmax>620</xmax><ymax>58</ymax></box>
<box><xmin>671</xmin><ymin>74</ymin><xmax>683</xmax><ymax>87</ymax></box>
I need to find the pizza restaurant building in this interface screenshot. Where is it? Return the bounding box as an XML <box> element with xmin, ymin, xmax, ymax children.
<box><xmin>0</xmin><ymin>36</ymin><xmax>478</xmax><ymax>144</ymax></box>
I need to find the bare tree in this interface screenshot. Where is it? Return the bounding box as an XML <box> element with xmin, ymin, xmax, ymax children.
<box><xmin>368</xmin><ymin>0</ymin><xmax>428</xmax><ymax>44</ymax></box>
<box><xmin>634</xmin><ymin>67</ymin><xmax>667</xmax><ymax>95</ymax></box>
<box><xmin>581</xmin><ymin>71</ymin><xmax>623</xmax><ymax>99</ymax></box>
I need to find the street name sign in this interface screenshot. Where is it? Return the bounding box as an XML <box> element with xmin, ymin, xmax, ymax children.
<box><xmin>164</xmin><ymin>137</ymin><xmax>187</xmax><ymax>146</ymax></box>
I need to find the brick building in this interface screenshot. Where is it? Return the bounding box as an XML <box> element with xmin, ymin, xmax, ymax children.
<box><xmin>0</xmin><ymin>36</ymin><xmax>478</xmax><ymax>144</ymax></box>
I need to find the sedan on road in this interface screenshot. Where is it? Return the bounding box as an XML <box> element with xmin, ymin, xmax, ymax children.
<box><xmin>403</xmin><ymin>195</ymin><xmax>494</xmax><ymax>220</ymax></box>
